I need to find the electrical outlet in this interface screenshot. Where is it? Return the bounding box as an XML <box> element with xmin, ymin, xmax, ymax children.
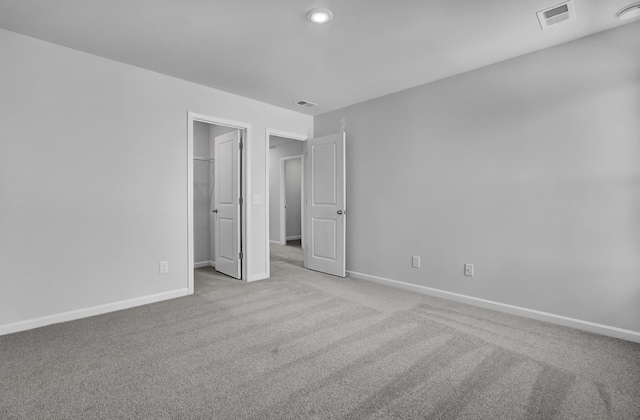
<box><xmin>159</xmin><ymin>261</ymin><xmax>169</xmax><ymax>274</ymax></box>
<box><xmin>464</xmin><ymin>263</ymin><xmax>474</xmax><ymax>277</ymax></box>
<box><xmin>412</xmin><ymin>256</ymin><xmax>421</xmax><ymax>268</ymax></box>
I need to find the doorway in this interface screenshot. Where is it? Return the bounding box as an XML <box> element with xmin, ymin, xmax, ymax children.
<box><xmin>280</xmin><ymin>155</ymin><xmax>303</xmax><ymax>248</ymax></box>
<box><xmin>266</xmin><ymin>130</ymin><xmax>347</xmax><ymax>279</ymax></box>
<box><xmin>188</xmin><ymin>113</ymin><xmax>249</xmax><ymax>294</ymax></box>
<box><xmin>268</xmin><ymin>134</ymin><xmax>306</xmax><ymax>269</ymax></box>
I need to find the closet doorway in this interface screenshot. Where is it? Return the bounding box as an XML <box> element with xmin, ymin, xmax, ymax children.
<box><xmin>188</xmin><ymin>113</ymin><xmax>248</xmax><ymax>293</ymax></box>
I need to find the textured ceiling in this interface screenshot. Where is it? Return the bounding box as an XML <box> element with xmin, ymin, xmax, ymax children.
<box><xmin>0</xmin><ymin>0</ymin><xmax>638</xmax><ymax>115</ymax></box>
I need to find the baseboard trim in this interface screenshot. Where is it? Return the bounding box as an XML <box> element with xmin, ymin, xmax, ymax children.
<box><xmin>347</xmin><ymin>270</ymin><xmax>640</xmax><ymax>343</ymax></box>
<box><xmin>269</xmin><ymin>240</ymin><xmax>281</xmax><ymax>245</ymax></box>
<box><xmin>286</xmin><ymin>235</ymin><xmax>302</xmax><ymax>240</ymax></box>
<box><xmin>0</xmin><ymin>288</ymin><xmax>190</xmax><ymax>336</ymax></box>
<box><xmin>194</xmin><ymin>261</ymin><xmax>215</xmax><ymax>268</ymax></box>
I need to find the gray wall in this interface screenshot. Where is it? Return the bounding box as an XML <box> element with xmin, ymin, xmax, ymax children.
<box><xmin>0</xmin><ymin>28</ymin><xmax>312</xmax><ymax>331</ymax></box>
<box><xmin>269</xmin><ymin>139</ymin><xmax>304</xmax><ymax>243</ymax></box>
<box><xmin>193</xmin><ymin>121</ymin><xmax>211</xmax><ymax>264</ymax></box>
<box><xmin>285</xmin><ymin>158</ymin><xmax>302</xmax><ymax>239</ymax></box>
<box><xmin>314</xmin><ymin>22</ymin><xmax>640</xmax><ymax>333</ymax></box>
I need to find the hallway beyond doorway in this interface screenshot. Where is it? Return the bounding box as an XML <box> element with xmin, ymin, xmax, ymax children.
<box><xmin>270</xmin><ymin>242</ymin><xmax>303</xmax><ymax>269</ymax></box>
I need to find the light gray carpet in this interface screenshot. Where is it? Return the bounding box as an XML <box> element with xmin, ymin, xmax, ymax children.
<box><xmin>1</xmin><ymin>245</ymin><xmax>639</xmax><ymax>419</ymax></box>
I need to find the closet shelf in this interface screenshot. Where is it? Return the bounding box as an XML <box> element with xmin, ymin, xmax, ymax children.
<box><xmin>194</xmin><ymin>156</ymin><xmax>215</xmax><ymax>162</ymax></box>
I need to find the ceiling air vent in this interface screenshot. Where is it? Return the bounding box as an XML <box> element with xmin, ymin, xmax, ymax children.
<box><xmin>537</xmin><ymin>1</ymin><xmax>576</xmax><ymax>29</ymax></box>
<box><xmin>294</xmin><ymin>100</ymin><xmax>318</xmax><ymax>108</ymax></box>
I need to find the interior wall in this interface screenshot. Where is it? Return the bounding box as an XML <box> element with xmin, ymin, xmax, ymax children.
<box><xmin>269</xmin><ymin>138</ymin><xmax>304</xmax><ymax>243</ymax></box>
<box><xmin>314</xmin><ymin>22</ymin><xmax>640</xmax><ymax>333</ymax></box>
<box><xmin>285</xmin><ymin>158</ymin><xmax>302</xmax><ymax>239</ymax></box>
<box><xmin>0</xmin><ymin>28</ymin><xmax>312</xmax><ymax>331</ymax></box>
<box><xmin>193</xmin><ymin>121</ymin><xmax>211</xmax><ymax>264</ymax></box>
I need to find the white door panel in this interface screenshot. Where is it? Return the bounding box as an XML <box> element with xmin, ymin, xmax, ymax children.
<box><xmin>218</xmin><ymin>218</ymin><xmax>234</xmax><ymax>261</ymax></box>
<box><xmin>312</xmin><ymin>218</ymin><xmax>336</xmax><ymax>260</ymax></box>
<box><xmin>305</xmin><ymin>132</ymin><xmax>346</xmax><ymax>277</ymax></box>
<box><xmin>218</xmin><ymin>141</ymin><xmax>234</xmax><ymax>203</ymax></box>
<box><xmin>312</xmin><ymin>143</ymin><xmax>337</xmax><ymax>205</ymax></box>
<box><xmin>214</xmin><ymin>130</ymin><xmax>241</xmax><ymax>279</ymax></box>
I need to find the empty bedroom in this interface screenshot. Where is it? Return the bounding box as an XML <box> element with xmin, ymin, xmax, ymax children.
<box><xmin>1</xmin><ymin>1</ymin><xmax>639</xmax><ymax>419</ymax></box>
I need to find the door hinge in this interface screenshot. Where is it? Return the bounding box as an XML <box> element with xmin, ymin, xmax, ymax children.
<box><xmin>239</xmin><ymin>252</ymin><xmax>243</xmax><ymax>260</ymax></box>
<box><xmin>239</xmin><ymin>142</ymin><xmax>243</xmax><ymax>150</ymax></box>
<box><xmin>239</xmin><ymin>197</ymin><xmax>243</xmax><ymax>205</ymax></box>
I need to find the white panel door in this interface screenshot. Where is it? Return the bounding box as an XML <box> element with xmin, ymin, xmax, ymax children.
<box><xmin>214</xmin><ymin>130</ymin><xmax>241</xmax><ymax>279</ymax></box>
<box><xmin>304</xmin><ymin>132</ymin><xmax>346</xmax><ymax>277</ymax></box>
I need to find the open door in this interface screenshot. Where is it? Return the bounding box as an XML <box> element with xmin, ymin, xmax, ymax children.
<box><xmin>214</xmin><ymin>130</ymin><xmax>242</xmax><ymax>279</ymax></box>
<box><xmin>304</xmin><ymin>132</ymin><xmax>346</xmax><ymax>277</ymax></box>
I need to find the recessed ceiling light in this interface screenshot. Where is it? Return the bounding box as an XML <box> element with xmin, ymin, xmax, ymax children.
<box><xmin>618</xmin><ymin>4</ymin><xmax>640</xmax><ymax>20</ymax></box>
<box><xmin>307</xmin><ymin>8</ymin><xmax>333</xmax><ymax>24</ymax></box>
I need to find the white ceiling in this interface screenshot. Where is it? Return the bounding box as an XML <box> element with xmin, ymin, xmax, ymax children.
<box><xmin>0</xmin><ymin>0</ymin><xmax>637</xmax><ymax>116</ymax></box>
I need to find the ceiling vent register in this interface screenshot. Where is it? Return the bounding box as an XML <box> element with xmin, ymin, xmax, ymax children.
<box><xmin>537</xmin><ymin>1</ymin><xmax>576</xmax><ymax>29</ymax></box>
<box><xmin>295</xmin><ymin>100</ymin><xmax>318</xmax><ymax>108</ymax></box>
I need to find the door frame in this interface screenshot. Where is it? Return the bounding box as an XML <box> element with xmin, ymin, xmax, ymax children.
<box><xmin>279</xmin><ymin>155</ymin><xmax>304</xmax><ymax>246</ymax></box>
<box><xmin>265</xmin><ymin>129</ymin><xmax>308</xmax><ymax>278</ymax></box>
<box><xmin>188</xmin><ymin>112</ymin><xmax>251</xmax><ymax>293</ymax></box>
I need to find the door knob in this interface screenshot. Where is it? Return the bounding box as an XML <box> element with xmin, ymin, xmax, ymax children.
<box><xmin>337</xmin><ymin>210</ymin><xmax>343</xmax><ymax>215</ymax></box>
<box><xmin>212</xmin><ymin>209</ymin><xmax>218</xmax><ymax>213</ymax></box>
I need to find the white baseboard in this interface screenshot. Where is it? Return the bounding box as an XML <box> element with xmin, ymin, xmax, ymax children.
<box><xmin>269</xmin><ymin>240</ymin><xmax>281</xmax><ymax>245</ymax></box>
<box><xmin>347</xmin><ymin>270</ymin><xmax>640</xmax><ymax>344</ymax></box>
<box><xmin>0</xmin><ymin>288</ymin><xmax>190</xmax><ymax>337</ymax></box>
<box><xmin>194</xmin><ymin>260</ymin><xmax>215</xmax><ymax>268</ymax></box>
<box><xmin>286</xmin><ymin>235</ymin><xmax>302</xmax><ymax>240</ymax></box>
